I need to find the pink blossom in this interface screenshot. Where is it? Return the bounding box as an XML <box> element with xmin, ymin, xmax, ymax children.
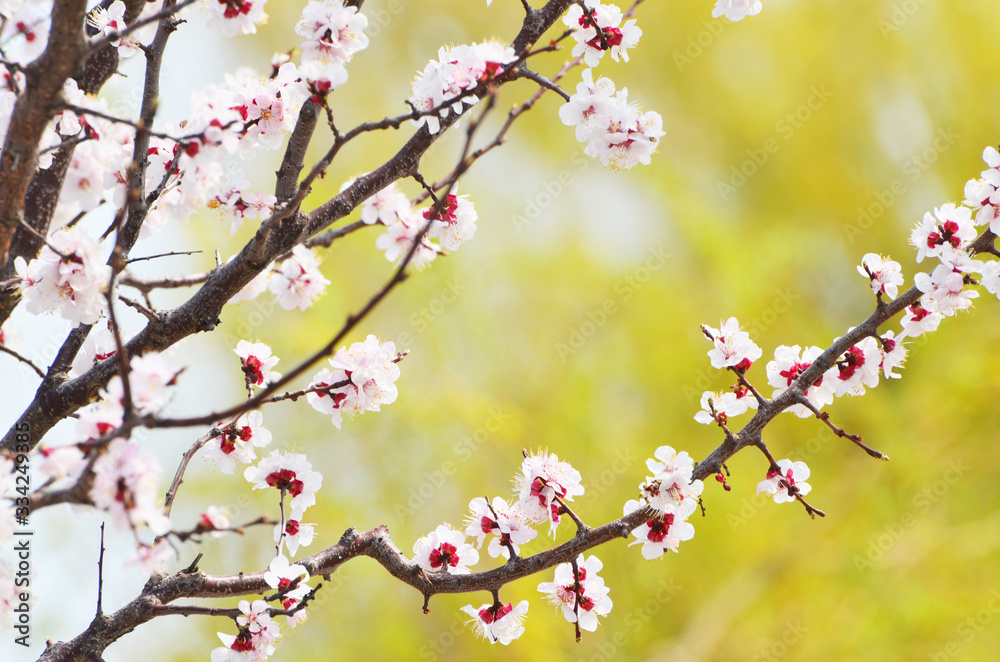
<box><xmin>13</xmin><ymin>228</ymin><xmax>110</xmax><ymax>326</ymax></box>
<box><xmin>464</xmin><ymin>496</ymin><xmax>537</xmax><ymax>559</ymax></box>
<box><xmin>275</xmin><ymin>517</ymin><xmax>316</xmax><ymax>557</ymax></box>
<box><xmin>914</xmin><ymin>264</ymin><xmax>979</xmax><ymax>316</ymax></box>
<box><xmin>461</xmin><ymin>601</ymin><xmax>529</xmax><ymax>645</ymax></box>
<box><xmin>264</xmin><ymin>555</ymin><xmax>312</xmax><ymax>627</ymax></box>
<box><xmin>102</xmin><ymin>352</ymin><xmax>176</xmax><ymax>415</ymax></box>
<box><xmin>202</xmin><ymin>411</ymin><xmax>272</xmax><ymax>474</ymax></box>
<box><xmin>623</xmin><ymin>499</ymin><xmax>696</xmax><ymax>559</ymax></box>
<box><xmin>756</xmin><ymin>459</ymin><xmax>811</xmax><ymax>504</ymax></box>
<box><xmin>703</xmin><ymin>317</ymin><xmax>763</xmax><ymax>370</ymax></box>
<box><xmin>765</xmin><ymin>345</ymin><xmax>836</xmax><ymax>417</ymax></box>
<box><xmin>307</xmin><ymin>335</ymin><xmax>400</xmax><ymax>428</ymax></box>
<box><xmin>413</xmin><ymin>524</ymin><xmax>479</xmax><ymax>575</ymax></box>
<box><xmin>563</xmin><ymin>1</ymin><xmax>642</xmax><ymax>67</ymax></box>
<box><xmin>408</xmin><ymin>40</ymin><xmax>517</xmax><ymax>134</ymax></box>
<box><xmin>206</xmin><ymin>0</ymin><xmax>269</xmax><ymax>38</ymax></box>
<box><xmin>359</xmin><ymin>181</ymin><xmax>412</xmax><ymax>226</ymax></box>
<box><xmin>268</xmin><ymin>245</ymin><xmax>330</xmax><ymax>310</ymax></box>
<box><xmin>712</xmin><ymin>0</ymin><xmax>763</xmax><ymax>22</ymax></box>
<box><xmin>374</xmin><ymin>209</ymin><xmax>439</xmax><ymax>269</ymax></box>
<box><xmin>91</xmin><ymin>439</ymin><xmax>170</xmax><ymax>535</ymax></box>
<box><xmin>514</xmin><ymin>450</ymin><xmax>585</xmax><ymax>537</ymax></box>
<box><xmin>910</xmin><ymin>203</ymin><xmax>976</xmax><ymax>264</ymax></box>
<box><xmin>833</xmin><ymin>336</ymin><xmax>881</xmax><ymax>397</ymax></box>
<box><xmin>244</xmin><ymin>451</ymin><xmax>323</xmax><ymax>516</ymax></box>
<box><xmin>858</xmin><ymin>253</ymin><xmax>904</xmax><ymax>299</ymax></box>
<box><xmin>693</xmin><ymin>390</ymin><xmax>754</xmax><ymax>425</ymax></box>
<box><xmin>899</xmin><ymin>299</ymin><xmax>944</xmax><ymax>338</ymax></box>
<box><xmin>235</xmin><ymin>340</ymin><xmax>281</xmax><ymax>389</ymax></box>
<box><xmin>537</xmin><ymin>554</ymin><xmax>612</xmax><ymax>632</ymax></box>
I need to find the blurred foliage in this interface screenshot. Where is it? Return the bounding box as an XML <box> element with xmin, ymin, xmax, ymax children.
<box><xmin>164</xmin><ymin>1</ymin><xmax>1000</xmax><ymax>661</ymax></box>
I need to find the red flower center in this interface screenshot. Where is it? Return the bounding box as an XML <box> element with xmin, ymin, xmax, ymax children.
<box><xmin>265</xmin><ymin>469</ymin><xmax>304</xmax><ymax>497</ymax></box>
<box><xmin>429</xmin><ymin>542</ymin><xmax>459</xmax><ymax>569</ymax></box>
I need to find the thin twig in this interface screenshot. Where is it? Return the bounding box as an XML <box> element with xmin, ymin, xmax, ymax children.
<box><xmin>96</xmin><ymin>523</ymin><xmax>106</xmax><ymax>617</ymax></box>
<box><xmin>792</xmin><ymin>393</ymin><xmax>889</xmax><ymax>461</ymax></box>
<box><xmin>127</xmin><ymin>250</ymin><xmax>201</xmax><ymax>264</ymax></box>
<box><xmin>104</xmin><ymin>284</ymin><xmax>133</xmax><ymax>415</ymax></box>
<box><xmin>119</xmin><ymin>295</ymin><xmax>160</xmax><ymax>323</ymax></box>
<box><xmin>0</xmin><ymin>343</ymin><xmax>45</xmax><ymax>379</ymax></box>
<box><xmin>163</xmin><ymin>425</ymin><xmax>225</xmax><ymax>516</ymax></box>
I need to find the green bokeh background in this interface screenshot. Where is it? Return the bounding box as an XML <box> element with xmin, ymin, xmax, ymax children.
<box><xmin>158</xmin><ymin>1</ymin><xmax>1000</xmax><ymax>661</ymax></box>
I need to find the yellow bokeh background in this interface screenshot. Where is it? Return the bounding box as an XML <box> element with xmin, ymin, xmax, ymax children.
<box><xmin>152</xmin><ymin>1</ymin><xmax>1000</xmax><ymax>661</ymax></box>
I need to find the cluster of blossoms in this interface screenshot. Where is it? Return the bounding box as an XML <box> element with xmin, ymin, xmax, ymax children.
<box><xmin>227</xmin><ymin>63</ymin><xmax>311</xmax><ymax>156</ymax></box>
<box><xmin>210</xmin><ymin>554</ymin><xmax>315</xmax><ymax>660</ymax></box>
<box><xmin>559</xmin><ymin>69</ymin><xmax>665</xmax><ymax>171</ymax></box>
<box><xmin>624</xmin><ymin>446</ymin><xmax>703</xmax><ymax>559</ymax></box>
<box><xmin>465</xmin><ymin>496</ymin><xmax>537</xmax><ymax>559</ymax></box>
<box><xmin>13</xmin><ymin>229</ymin><xmax>111</xmax><ymax>326</ymax></box>
<box><xmin>24</xmin><ymin>351</ymin><xmax>181</xmax><ymax>570</ymax></box>
<box><xmin>90</xmin><ymin>437</ymin><xmax>171</xmax><ymax>537</ymax></box>
<box><xmin>202</xmin><ymin>410</ymin><xmax>273</xmax><ymax>475</ymax></box>
<box><xmin>294</xmin><ymin>0</ymin><xmax>368</xmax><ymax>95</ymax></box>
<box><xmin>513</xmin><ymin>450</ymin><xmax>586</xmax><ymax>537</ymax></box>
<box><xmin>905</xmin><ymin>147</ymin><xmax>1000</xmax><ymax>318</ymax></box>
<box><xmin>408</xmin><ymin>40</ymin><xmax>518</xmax><ymax>134</ymax></box>
<box><xmin>307</xmin><ymin>334</ymin><xmax>401</xmax><ymax>429</ymax></box>
<box><xmin>214</xmin><ymin>244</ymin><xmax>330</xmax><ymax>311</ymax></box>
<box><xmin>212</xmin><ymin>178</ymin><xmax>277</xmax><ymax>234</ymax></box>
<box><xmin>245</xmin><ymin>450</ymin><xmax>323</xmax><ymax>556</ymax></box>
<box><xmin>410</xmin><ymin>444</ymin><xmax>703</xmax><ymax>646</ymax></box>
<box><xmin>267</xmin><ymin>245</ymin><xmax>331</xmax><ymax>311</ymax></box>
<box><xmin>690</xmin><ymin>146</ymin><xmax>1000</xmax><ymax>505</ymax></box>
<box><xmin>360</xmin><ymin>182</ymin><xmax>479</xmax><ymax>269</ymax></box>
<box><xmin>555</xmin><ymin>2</ymin><xmax>664</xmax><ymax>171</ymax></box>
<box><xmin>408</xmin><ymin>450</ymin><xmax>585</xmax><ymax>643</ymax></box>
<box><xmin>11</xmin><ymin>2</ymin><xmax>371</xmax><ymax>254</ymax></box>
<box><xmin>213</xmin><ymin>340</ymin><xmax>326</xmax><ymax>555</ymax></box>
<box><xmin>694</xmin><ymin>313</ymin><xmax>907</xmax><ymax>427</ymax></box>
